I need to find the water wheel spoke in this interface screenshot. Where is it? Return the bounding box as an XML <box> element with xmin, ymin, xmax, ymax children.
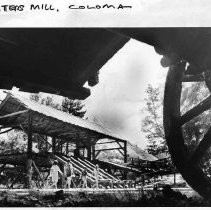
<box><xmin>182</xmin><ymin>74</ymin><xmax>204</xmax><ymax>82</ymax></box>
<box><xmin>190</xmin><ymin>127</ymin><xmax>211</xmax><ymax>164</ymax></box>
<box><xmin>164</xmin><ymin>62</ymin><xmax>211</xmax><ymax>199</ymax></box>
<box><xmin>180</xmin><ymin>95</ymin><xmax>211</xmax><ymax>125</ymax></box>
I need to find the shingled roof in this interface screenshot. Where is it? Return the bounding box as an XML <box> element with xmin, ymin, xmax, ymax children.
<box><xmin>0</xmin><ymin>92</ymin><xmax>129</xmax><ymax>143</ymax></box>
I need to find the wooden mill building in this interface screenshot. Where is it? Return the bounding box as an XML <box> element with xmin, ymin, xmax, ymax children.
<box><xmin>0</xmin><ymin>92</ymin><xmax>135</xmax><ymax>187</ymax></box>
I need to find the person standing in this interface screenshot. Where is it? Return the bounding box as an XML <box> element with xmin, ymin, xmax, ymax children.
<box><xmin>64</xmin><ymin>159</ymin><xmax>74</xmax><ymax>188</ymax></box>
<box><xmin>93</xmin><ymin>164</ymin><xmax>99</xmax><ymax>189</ymax></box>
<box><xmin>49</xmin><ymin>160</ymin><xmax>63</xmax><ymax>189</ymax></box>
<box><xmin>81</xmin><ymin>169</ymin><xmax>88</xmax><ymax>188</ymax></box>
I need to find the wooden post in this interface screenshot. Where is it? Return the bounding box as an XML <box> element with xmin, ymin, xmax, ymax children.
<box><xmin>87</xmin><ymin>143</ymin><xmax>91</xmax><ymax>161</ymax></box>
<box><xmin>66</xmin><ymin>142</ymin><xmax>69</xmax><ymax>156</ymax></box>
<box><xmin>37</xmin><ymin>135</ymin><xmax>40</xmax><ymax>152</ymax></box>
<box><xmin>26</xmin><ymin>112</ymin><xmax>33</xmax><ymax>189</ymax></box>
<box><xmin>174</xmin><ymin>172</ymin><xmax>176</xmax><ymax>185</ymax></box>
<box><xmin>142</xmin><ymin>174</ymin><xmax>145</xmax><ymax>186</ymax></box>
<box><xmin>92</xmin><ymin>144</ymin><xmax>95</xmax><ymax>161</ymax></box>
<box><xmin>52</xmin><ymin>137</ymin><xmax>56</xmax><ymax>153</ymax></box>
<box><xmin>124</xmin><ymin>141</ymin><xmax>127</xmax><ymax>163</ymax></box>
<box><xmin>74</xmin><ymin>141</ymin><xmax>80</xmax><ymax>157</ymax></box>
<box><xmin>45</xmin><ymin>136</ymin><xmax>48</xmax><ymax>151</ymax></box>
<box><xmin>60</xmin><ymin>141</ymin><xmax>63</xmax><ymax>154</ymax></box>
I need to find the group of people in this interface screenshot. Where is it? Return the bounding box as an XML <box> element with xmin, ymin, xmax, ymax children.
<box><xmin>48</xmin><ymin>159</ymin><xmax>100</xmax><ymax>189</ymax></box>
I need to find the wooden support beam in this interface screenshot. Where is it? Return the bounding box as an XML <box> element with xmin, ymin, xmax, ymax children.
<box><xmin>26</xmin><ymin>112</ymin><xmax>33</xmax><ymax>189</ymax></box>
<box><xmin>60</xmin><ymin>141</ymin><xmax>63</xmax><ymax>153</ymax></box>
<box><xmin>92</xmin><ymin>144</ymin><xmax>95</xmax><ymax>160</ymax></box>
<box><xmin>0</xmin><ymin>128</ymin><xmax>13</xmax><ymax>135</ymax></box>
<box><xmin>182</xmin><ymin>74</ymin><xmax>204</xmax><ymax>82</ymax></box>
<box><xmin>116</xmin><ymin>141</ymin><xmax>124</xmax><ymax>149</ymax></box>
<box><xmin>27</xmin><ymin>113</ymin><xmax>33</xmax><ymax>158</ymax></box>
<box><xmin>0</xmin><ymin>163</ymin><xmax>6</xmax><ymax>174</ymax></box>
<box><xmin>95</xmin><ymin>150</ymin><xmax>101</xmax><ymax>159</ymax></box>
<box><xmin>95</xmin><ymin>147</ymin><xmax>122</xmax><ymax>152</ymax></box>
<box><xmin>174</xmin><ymin>172</ymin><xmax>176</xmax><ymax>184</ymax></box>
<box><xmin>124</xmin><ymin>141</ymin><xmax>127</xmax><ymax>163</ymax></box>
<box><xmin>87</xmin><ymin>143</ymin><xmax>92</xmax><ymax>161</ymax></box>
<box><xmin>0</xmin><ymin>110</ymin><xmax>28</xmax><ymax>120</ymax></box>
<box><xmin>52</xmin><ymin>137</ymin><xmax>56</xmax><ymax>153</ymax></box>
<box><xmin>39</xmin><ymin>134</ymin><xmax>52</xmax><ymax>148</ymax></box>
<box><xmin>117</xmin><ymin>148</ymin><xmax>124</xmax><ymax>157</ymax></box>
<box><xmin>66</xmin><ymin>142</ymin><xmax>69</xmax><ymax>155</ymax></box>
<box><xmin>180</xmin><ymin>95</ymin><xmax>211</xmax><ymax>125</ymax></box>
<box><xmin>74</xmin><ymin>139</ymin><xmax>80</xmax><ymax>157</ymax></box>
<box><xmin>45</xmin><ymin>136</ymin><xmax>48</xmax><ymax>151</ymax></box>
<box><xmin>96</xmin><ymin>141</ymin><xmax>117</xmax><ymax>145</ymax></box>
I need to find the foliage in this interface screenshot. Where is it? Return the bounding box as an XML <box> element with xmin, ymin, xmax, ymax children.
<box><xmin>30</xmin><ymin>94</ymin><xmax>61</xmax><ymax>110</ymax></box>
<box><xmin>142</xmin><ymin>81</ymin><xmax>211</xmax><ymax>173</ymax></box>
<box><xmin>181</xmin><ymin>82</ymin><xmax>211</xmax><ymax>173</ymax></box>
<box><xmin>181</xmin><ymin>82</ymin><xmax>211</xmax><ymax>147</ymax></box>
<box><xmin>141</xmin><ymin>85</ymin><xmax>166</xmax><ymax>156</ymax></box>
<box><xmin>30</xmin><ymin>93</ymin><xmax>85</xmax><ymax>118</ymax></box>
<box><xmin>0</xmin><ymin>130</ymin><xmax>27</xmax><ymax>154</ymax></box>
<box><xmin>61</xmin><ymin>98</ymin><xmax>85</xmax><ymax>118</ymax></box>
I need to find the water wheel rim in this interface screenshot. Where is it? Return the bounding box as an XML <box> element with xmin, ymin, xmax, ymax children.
<box><xmin>163</xmin><ymin>61</ymin><xmax>211</xmax><ymax>199</ymax></box>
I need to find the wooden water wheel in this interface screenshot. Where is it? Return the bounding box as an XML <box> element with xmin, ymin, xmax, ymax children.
<box><xmin>163</xmin><ymin>61</ymin><xmax>211</xmax><ymax>199</ymax></box>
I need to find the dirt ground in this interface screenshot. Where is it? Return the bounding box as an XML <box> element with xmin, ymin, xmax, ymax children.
<box><xmin>0</xmin><ymin>186</ymin><xmax>210</xmax><ymax>207</ymax></box>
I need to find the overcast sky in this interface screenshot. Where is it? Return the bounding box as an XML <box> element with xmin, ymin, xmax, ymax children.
<box><xmin>0</xmin><ymin>38</ymin><xmax>167</xmax><ymax>149</ymax></box>
<box><xmin>84</xmin><ymin>39</ymin><xmax>167</xmax><ymax>148</ymax></box>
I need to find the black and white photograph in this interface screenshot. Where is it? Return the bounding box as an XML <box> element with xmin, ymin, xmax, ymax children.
<box><xmin>1</xmin><ymin>1</ymin><xmax>211</xmax><ymax>208</ymax></box>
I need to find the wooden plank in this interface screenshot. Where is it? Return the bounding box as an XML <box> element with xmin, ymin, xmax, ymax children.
<box><xmin>39</xmin><ymin>134</ymin><xmax>52</xmax><ymax>147</ymax></box>
<box><xmin>95</xmin><ymin>150</ymin><xmax>101</xmax><ymax>159</ymax></box>
<box><xmin>0</xmin><ymin>128</ymin><xmax>13</xmax><ymax>135</ymax></box>
<box><xmin>0</xmin><ymin>109</ymin><xmax>28</xmax><ymax>120</ymax></box>
<box><xmin>96</xmin><ymin>141</ymin><xmax>117</xmax><ymax>145</ymax></box>
<box><xmin>95</xmin><ymin>147</ymin><xmax>122</xmax><ymax>152</ymax></box>
<box><xmin>0</xmin><ymin>94</ymin><xmax>10</xmax><ymax>110</ymax></box>
<box><xmin>117</xmin><ymin>148</ymin><xmax>124</xmax><ymax>157</ymax></box>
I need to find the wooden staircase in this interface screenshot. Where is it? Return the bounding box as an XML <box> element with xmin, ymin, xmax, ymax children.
<box><xmin>54</xmin><ymin>154</ymin><xmax>119</xmax><ymax>188</ymax></box>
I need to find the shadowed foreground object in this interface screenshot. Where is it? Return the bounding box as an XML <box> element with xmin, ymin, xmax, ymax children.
<box><xmin>0</xmin><ymin>28</ymin><xmax>129</xmax><ymax>99</ymax></box>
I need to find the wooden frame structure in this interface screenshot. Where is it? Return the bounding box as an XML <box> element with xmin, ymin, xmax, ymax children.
<box><xmin>0</xmin><ymin>92</ymin><xmax>130</xmax><ymax>188</ymax></box>
<box><xmin>94</xmin><ymin>139</ymin><xmax>127</xmax><ymax>163</ymax></box>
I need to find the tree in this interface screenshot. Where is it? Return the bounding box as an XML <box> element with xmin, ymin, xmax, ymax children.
<box><xmin>142</xmin><ymin>82</ymin><xmax>211</xmax><ymax>155</ymax></box>
<box><xmin>181</xmin><ymin>82</ymin><xmax>211</xmax><ymax>174</ymax></box>
<box><xmin>0</xmin><ymin>130</ymin><xmax>27</xmax><ymax>154</ymax></box>
<box><xmin>141</xmin><ymin>84</ymin><xmax>165</xmax><ymax>156</ymax></box>
<box><xmin>30</xmin><ymin>94</ymin><xmax>61</xmax><ymax>110</ymax></box>
<box><xmin>30</xmin><ymin>93</ymin><xmax>85</xmax><ymax>118</ymax></box>
<box><xmin>142</xmin><ymin>81</ymin><xmax>211</xmax><ymax>175</ymax></box>
<box><xmin>181</xmin><ymin>82</ymin><xmax>211</xmax><ymax>147</ymax></box>
<box><xmin>61</xmin><ymin>97</ymin><xmax>85</xmax><ymax>118</ymax></box>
